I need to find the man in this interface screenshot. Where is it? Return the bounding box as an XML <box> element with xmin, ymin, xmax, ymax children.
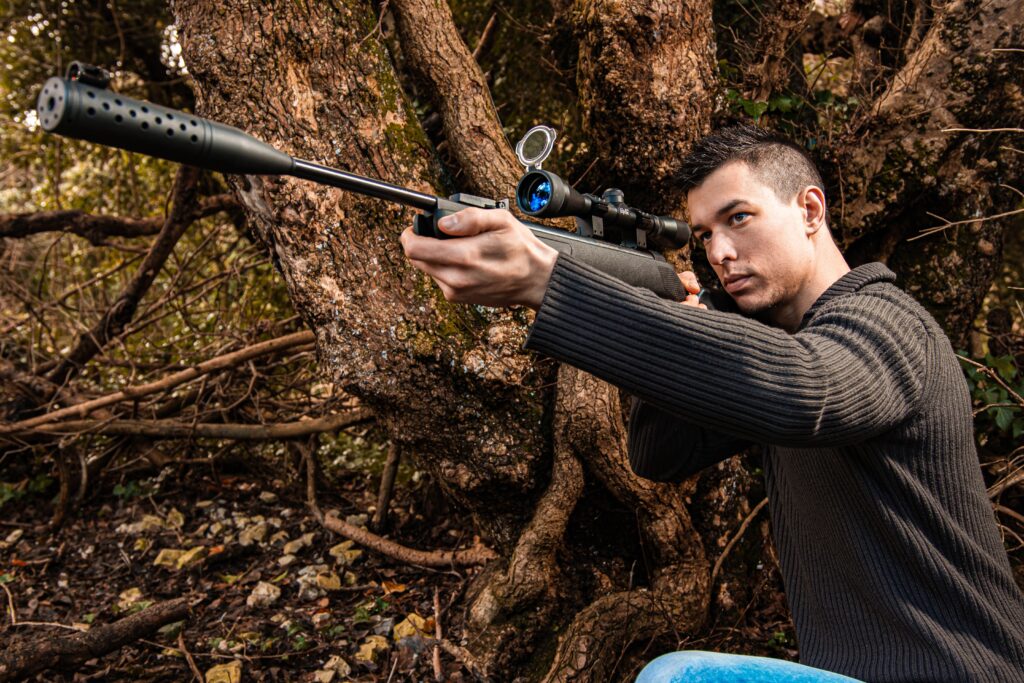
<box><xmin>400</xmin><ymin>126</ymin><xmax>1024</xmax><ymax>681</ymax></box>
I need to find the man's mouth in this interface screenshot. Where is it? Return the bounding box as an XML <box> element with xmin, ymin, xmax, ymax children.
<box><xmin>723</xmin><ymin>274</ymin><xmax>752</xmax><ymax>293</ymax></box>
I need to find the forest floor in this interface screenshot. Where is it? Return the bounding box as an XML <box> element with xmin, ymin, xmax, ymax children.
<box><xmin>0</xmin><ymin>452</ymin><xmax>798</xmax><ymax>682</ymax></box>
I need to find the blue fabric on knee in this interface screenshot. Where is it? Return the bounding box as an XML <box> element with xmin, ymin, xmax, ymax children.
<box><xmin>635</xmin><ymin>651</ymin><xmax>864</xmax><ymax>683</ymax></box>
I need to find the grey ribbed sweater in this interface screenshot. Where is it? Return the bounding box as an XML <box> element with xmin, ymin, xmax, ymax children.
<box><xmin>525</xmin><ymin>256</ymin><xmax>1024</xmax><ymax>682</ymax></box>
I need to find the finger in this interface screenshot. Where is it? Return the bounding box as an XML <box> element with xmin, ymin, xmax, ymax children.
<box><xmin>682</xmin><ymin>293</ymin><xmax>701</xmax><ymax>308</ymax></box>
<box><xmin>677</xmin><ymin>271</ymin><xmax>701</xmax><ymax>294</ymax></box>
<box><xmin>437</xmin><ymin>207</ymin><xmax>518</xmax><ymax>237</ymax></box>
<box><xmin>402</xmin><ymin>226</ymin><xmax>480</xmax><ymax>267</ymax></box>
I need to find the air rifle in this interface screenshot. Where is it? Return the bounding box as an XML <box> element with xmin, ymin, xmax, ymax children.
<box><xmin>36</xmin><ymin>62</ymin><xmax>691</xmax><ymax>302</ymax></box>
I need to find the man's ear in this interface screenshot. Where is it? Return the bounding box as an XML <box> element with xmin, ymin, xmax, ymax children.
<box><xmin>798</xmin><ymin>186</ymin><xmax>827</xmax><ymax>235</ymax></box>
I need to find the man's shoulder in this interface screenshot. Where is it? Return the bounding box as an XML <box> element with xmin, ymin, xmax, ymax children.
<box><xmin>810</xmin><ymin>276</ymin><xmax>937</xmax><ymax>337</ymax></box>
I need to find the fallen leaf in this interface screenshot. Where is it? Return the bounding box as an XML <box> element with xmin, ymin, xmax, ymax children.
<box><xmin>175</xmin><ymin>546</ymin><xmax>207</xmax><ymax>569</ymax></box>
<box><xmin>166</xmin><ymin>508</ymin><xmax>185</xmax><ymax>529</ymax></box>
<box><xmin>355</xmin><ymin>634</ymin><xmax>389</xmax><ymax>663</ymax></box>
<box><xmin>246</xmin><ymin>581</ymin><xmax>282</xmax><ymax>608</ymax></box>
<box><xmin>205</xmin><ymin>659</ymin><xmax>242</xmax><ymax>683</ymax></box>
<box><xmin>153</xmin><ymin>548</ymin><xmax>185</xmax><ymax>568</ymax></box>
<box><xmin>116</xmin><ymin>587</ymin><xmax>144</xmax><ymax>612</ymax></box>
<box><xmin>381</xmin><ymin>581</ymin><xmax>407</xmax><ymax>595</ymax></box>
<box><xmin>316</xmin><ymin>571</ymin><xmax>342</xmax><ymax>591</ymax></box>
<box><xmin>393</xmin><ymin>613</ymin><xmax>433</xmax><ymax>641</ymax></box>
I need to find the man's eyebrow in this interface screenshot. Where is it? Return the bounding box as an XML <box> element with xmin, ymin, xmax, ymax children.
<box><xmin>691</xmin><ymin>198</ymin><xmax>748</xmax><ymax>232</ymax></box>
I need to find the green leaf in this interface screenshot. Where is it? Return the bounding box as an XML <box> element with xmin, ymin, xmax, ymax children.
<box><xmin>994</xmin><ymin>407</ymin><xmax>1015</xmax><ymax>433</ymax></box>
<box><xmin>985</xmin><ymin>354</ymin><xmax>1018</xmax><ymax>382</ymax></box>
<box><xmin>768</xmin><ymin>95</ymin><xmax>797</xmax><ymax>113</ymax></box>
<box><xmin>742</xmin><ymin>100</ymin><xmax>769</xmax><ymax>120</ymax></box>
<box><xmin>1012</xmin><ymin>418</ymin><xmax>1024</xmax><ymax>439</ymax></box>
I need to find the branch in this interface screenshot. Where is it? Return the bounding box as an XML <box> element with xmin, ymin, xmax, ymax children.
<box><xmin>2</xmin><ymin>409</ymin><xmax>373</xmax><ymax>442</ymax></box>
<box><xmin>0</xmin><ymin>597</ymin><xmax>191</xmax><ymax>682</ymax></box>
<box><xmin>47</xmin><ymin>166</ymin><xmax>203</xmax><ymax>385</ymax></box>
<box><xmin>0</xmin><ymin>330</ymin><xmax>315</xmax><ymax>434</ymax></box>
<box><xmin>389</xmin><ymin>0</ymin><xmax>521</xmax><ymax>198</ymax></box>
<box><xmin>0</xmin><ymin>194</ymin><xmax>236</xmax><ymax>245</ymax></box>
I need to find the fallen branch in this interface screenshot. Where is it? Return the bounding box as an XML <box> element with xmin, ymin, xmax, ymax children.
<box><xmin>0</xmin><ymin>330</ymin><xmax>315</xmax><ymax>434</ymax></box>
<box><xmin>303</xmin><ymin>447</ymin><xmax>496</xmax><ymax>569</ymax></box>
<box><xmin>0</xmin><ymin>597</ymin><xmax>191</xmax><ymax>682</ymax></box>
<box><xmin>2</xmin><ymin>409</ymin><xmax>373</xmax><ymax>442</ymax></box>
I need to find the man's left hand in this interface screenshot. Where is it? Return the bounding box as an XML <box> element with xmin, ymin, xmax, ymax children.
<box><xmin>400</xmin><ymin>208</ymin><xmax>559</xmax><ymax>310</ymax></box>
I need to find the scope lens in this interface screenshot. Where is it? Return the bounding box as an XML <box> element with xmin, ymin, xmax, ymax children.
<box><xmin>525</xmin><ymin>178</ymin><xmax>552</xmax><ymax>212</ymax></box>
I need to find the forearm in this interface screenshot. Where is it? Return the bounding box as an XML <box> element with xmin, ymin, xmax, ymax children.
<box><xmin>526</xmin><ymin>255</ymin><xmax>925</xmax><ymax>447</ymax></box>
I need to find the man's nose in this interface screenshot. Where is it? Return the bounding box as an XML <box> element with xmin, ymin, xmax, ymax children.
<box><xmin>705</xmin><ymin>233</ymin><xmax>737</xmax><ymax>265</ymax></box>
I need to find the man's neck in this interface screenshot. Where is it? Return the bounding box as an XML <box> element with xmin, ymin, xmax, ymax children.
<box><xmin>770</xmin><ymin>250</ymin><xmax>850</xmax><ymax>333</ymax></box>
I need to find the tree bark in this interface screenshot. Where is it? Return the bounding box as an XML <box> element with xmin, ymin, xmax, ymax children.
<box><xmin>827</xmin><ymin>0</ymin><xmax>1024</xmax><ymax>345</ymax></box>
<box><xmin>166</xmin><ymin>0</ymin><xmax>1024</xmax><ymax>679</ymax></box>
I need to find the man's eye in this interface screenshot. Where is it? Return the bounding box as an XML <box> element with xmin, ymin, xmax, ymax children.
<box><xmin>696</xmin><ymin>231</ymin><xmax>711</xmax><ymax>243</ymax></box>
<box><xmin>729</xmin><ymin>212</ymin><xmax>750</xmax><ymax>225</ymax></box>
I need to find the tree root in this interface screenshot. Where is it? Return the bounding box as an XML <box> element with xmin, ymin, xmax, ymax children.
<box><xmin>303</xmin><ymin>446</ymin><xmax>497</xmax><ymax>569</ymax></box>
<box><xmin>0</xmin><ymin>597</ymin><xmax>192</xmax><ymax>682</ymax></box>
<box><xmin>540</xmin><ymin>368</ymin><xmax>710</xmax><ymax>682</ymax></box>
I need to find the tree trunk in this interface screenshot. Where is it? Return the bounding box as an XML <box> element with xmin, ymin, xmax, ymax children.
<box><xmin>170</xmin><ymin>0</ymin><xmax>1022</xmax><ymax>678</ymax></box>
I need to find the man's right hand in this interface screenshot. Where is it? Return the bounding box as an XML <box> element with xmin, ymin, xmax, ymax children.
<box><xmin>678</xmin><ymin>271</ymin><xmax>707</xmax><ymax>309</ymax></box>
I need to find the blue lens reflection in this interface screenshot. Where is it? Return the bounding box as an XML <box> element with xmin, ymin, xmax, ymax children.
<box><xmin>527</xmin><ymin>179</ymin><xmax>551</xmax><ymax>212</ymax></box>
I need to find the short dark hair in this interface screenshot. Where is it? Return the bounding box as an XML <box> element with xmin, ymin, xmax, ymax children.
<box><xmin>677</xmin><ymin>125</ymin><xmax>825</xmax><ymax>204</ymax></box>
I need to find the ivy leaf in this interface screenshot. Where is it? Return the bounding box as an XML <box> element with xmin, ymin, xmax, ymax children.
<box><xmin>742</xmin><ymin>100</ymin><xmax>769</xmax><ymax>120</ymax></box>
<box><xmin>994</xmin><ymin>407</ymin><xmax>1015</xmax><ymax>433</ymax></box>
<box><xmin>1012</xmin><ymin>417</ymin><xmax>1024</xmax><ymax>440</ymax></box>
<box><xmin>985</xmin><ymin>354</ymin><xmax>1018</xmax><ymax>382</ymax></box>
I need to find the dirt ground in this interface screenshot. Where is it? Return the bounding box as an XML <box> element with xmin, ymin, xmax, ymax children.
<box><xmin>0</xmin><ymin>452</ymin><xmax>804</xmax><ymax>682</ymax></box>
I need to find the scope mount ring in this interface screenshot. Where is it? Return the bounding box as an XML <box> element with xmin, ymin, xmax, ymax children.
<box><xmin>515</xmin><ymin>125</ymin><xmax>557</xmax><ymax>171</ymax></box>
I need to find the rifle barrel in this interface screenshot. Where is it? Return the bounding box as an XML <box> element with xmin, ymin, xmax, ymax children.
<box><xmin>290</xmin><ymin>160</ymin><xmax>437</xmax><ymax>212</ymax></box>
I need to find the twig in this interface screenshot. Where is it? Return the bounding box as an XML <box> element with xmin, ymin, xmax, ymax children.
<box><xmin>178</xmin><ymin>630</ymin><xmax>204</xmax><ymax>683</ymax></box>
<box><xmin>5</xmin><ymin>410</ymin><xmax>373</xmax><ymax>442</ymax></box>
<box><xmin>941</xmin><ymin>127</ymin><xmax>1024</xmax><ymax>134</ymax></box>
<box><xmin>995</xmin><ymin>504</ymin><xmax>1024</xmax><ymax>527</ymax></box>
<box><xmin>437</xmin><ymin>639</ymin><xmax>487</xmax><ymax>679</ymax></box>
<box><xmin>711</xmin><ymin>497</ymin><xmax>769</xmax><ymax>585</ymax></box>
<box><xmin>471</xmin><ymin>13</ymin><xmax>498</xmax><ymax>62</ymax></box>
<box><xmin>957</xmin><ymin>355</ymin><xmax>1024</xmax><ymax>408</ymax></box>
<box><xmin>48</xmin><ymin>166</ymin><xmax>203</xmax><ymax>385</ymax></box>
<box><xmin>303</xmin><ymin>449</ymin><xmax>497</xmax><ymax>569</ymax></box>
<box><xmin>372</xmin><ymin>443</ymin><xmax>402</xmax><ymax>532</ymax></box>
<box><xmin>433</xmin><ymin>587</ymin><xmax>444</xmax><ymax>682</ymax></box>
<box><xmin>910</xmin><ymin>206</ymin><xmax>1024</xmax><ymax>241</ymax></box>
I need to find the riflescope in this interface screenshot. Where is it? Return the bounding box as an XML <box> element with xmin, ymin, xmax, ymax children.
<box><xmin>516</xmin><ymin>169</ymin><xmax>690</xmax><ymax>249</ymax></box>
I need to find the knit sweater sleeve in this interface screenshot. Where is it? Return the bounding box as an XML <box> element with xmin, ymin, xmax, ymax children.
<box><xmin>525</xmin><ymin>255</ymin><xmax>926</xmax><ymax>448</ymax></box>
<box><xmin>629</xmin><ymin>397</ymin><xmax>751</xmax><ymax>481</ymax></box>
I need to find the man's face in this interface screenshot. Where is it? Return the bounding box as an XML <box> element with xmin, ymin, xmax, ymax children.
<box><xmin>687</xmin><ymin>161</ymin><xmax>816</xmax><ymax>317</ymax></box>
